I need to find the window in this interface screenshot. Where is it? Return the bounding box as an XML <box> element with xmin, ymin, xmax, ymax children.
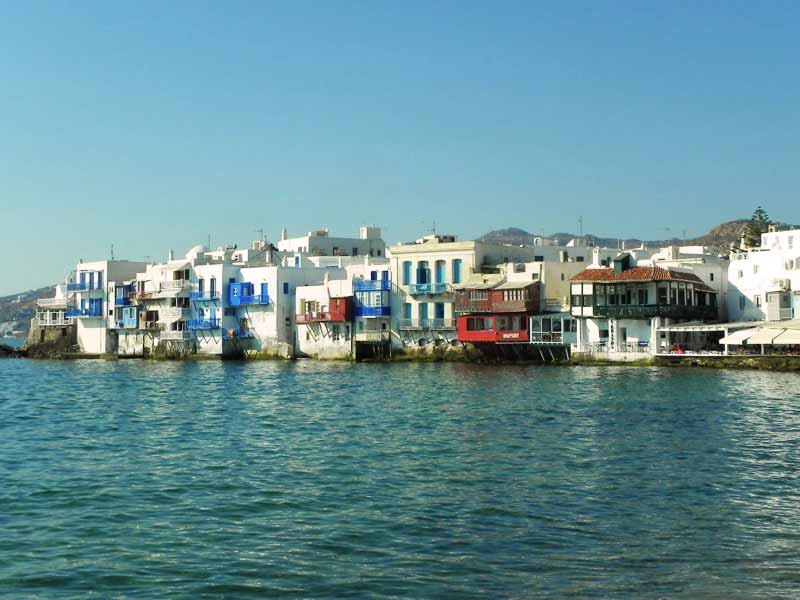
<box><xmin>753</xmin><ymin>265</ymin><xmax>759</xmax><ymax>274</ymax></box>
<box><xmin>283</xmin><ymin>282</ymin><xmax>289</xmax><ymax>294</ymax></box>
<box><xmin>755</xmin><ymin>295</ymin><xmax>762</xmax><ymax>308</ymax></box>
<box><xmin>710</xmin><ymin>273</ymin><xmax>714</xmax><ymax>281</ymax></box>
<box><xmin>638</xmin><ymin>289</ymin><xmax>649</xmax><ymax>305</ymax></box>
<box><xmin>571</xmin><ymin>294</ymin><xmax>581</xmax><ymax>307</ymax></box>
<box><xmin>403</xmin><ymin>303</ymin><xmax>412</xmax><ymax>319</ymax></box>
<box><xmin>402</xmin><ymin>261</ymin><xmax>412</xmax><ymax>285</ymax></box>
<box><xmin>352</xmin><ymin>248</ymin><xmax>358</xmax><ymax>257</ymax></box>
<box><xmin>532</xmin><ymin>273</ymin><xmax>539</xmax><ymax>281</ymax></box>
<box><xmin>576</xmin><ymin>256</ymin><xmax>584</xmax><ymax>262</ymax></box>
<box><xmin>452</xmin><ymin>259</ymin><xmax>462</xmax><ymax>284</ymax></box>
<box><xmin>223</xmin><ymin>308</ymin><xmax>235</xmax><ymax>316</ymax></box>
<box><xmin>738</xmin><ymin>270</ymin><xmax>743</xmax><ymax>279</ymax></box>
<box><xmin>789</xmin><ymin>236</ymin><xmax>794</xmax><ymax>250</ymax></box>
<box><xmin>739</xmin><ymin>296</ymin><xmax>746</xmax><ymax>311</ymax></box>
<box><xmin>560</xmin><ymin>274</ymin><xmax>565</xmax><ymax>281</ymax></box>
<box><xmin>534</xmin><ymin>256</ymin><xmax>544</xmax><ymax>262</ymax></box>
<box><xmin>434</xmin><ymin>303</ymin><xmax>445</xmax><ymax>319</ymax></box>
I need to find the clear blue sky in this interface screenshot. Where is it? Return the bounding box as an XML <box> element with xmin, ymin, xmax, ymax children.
<box><xmin>1</xmin><ymin>1</ymin><xmax>798</xmax><ymax>294</ymax></box>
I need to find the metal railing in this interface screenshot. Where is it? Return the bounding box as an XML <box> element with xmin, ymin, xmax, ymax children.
<box><xmin>408</xmin><ymin>283</ymin><xmax>451</xmax><ymax>295</ymax></box>
<box><xmin>239</xmin><ymin>294</ymin><xmax>271</xmax><ymax>306</ymax></box>
<box><xmin>158</xmin><ymin>307</ymin><xmax>189</xmax><ymax>320</ymax></box>
<box><xmin>354</xmin><ymin>306</ymin><xmax>391</xmax><ymax>317</ymax></box>
<box><xmin>222</xmin><ymin>328</ymin><xmax>255</xmax><ymax>340</ymax></box>
<box><xmin>296</xmin><ymin>312</ymin><xmax>347</xmax><ymax>323</ymax></box>
<box><xmin>186</xmin><ymin>318</ymin><xmax>220</xmax><ymax>330</ymax></box>
<box><xmin>574</xmin><ymin>343</ymin><xmax>652</xmax><ymax>354</ymax></box>
<box><xmin>65</xmin><ymin>307</ymin><xmax>103</xmax><ymax>318</ymax></box>
<box><xmin>34</xmin><ymin>315</ymin><xmax>73</xmax><ymax>327</ymax></box>
<box><xmin>190</xmin><ymin>291</ymin><xmax>221</xmax><ymax>302</ymax></box>
<box><xmin>353</xmin><ymin>280</ymin><xmax>391</xmax><ymax>292</ymax></box>
<box><xmin>398</xmin><ymin>318</ymin><xmax>456</xmax><ymax>330</ymax></box>
<box><xmin>114</xmin><ymin>297</ymin><xmax>131</xmax><ymax>306</ymax></box>
<box><xmin>66</xmin><ymin>282</ymin><xmax>90</xmax><ymax>292</ymax></box>
<box><xmin>354</xmin><ymin>331</ymin><xmax>391</xmax><ymax>342</ymax></box>
<box><xmin>159</xmin><ymin>280</ymin><xmax>191</xmax><ymax>292</ymax></box>
<box><xmin>591</xmin><ymin>304</ymin><xmax>717</xmax><ymax>320</ymax></box>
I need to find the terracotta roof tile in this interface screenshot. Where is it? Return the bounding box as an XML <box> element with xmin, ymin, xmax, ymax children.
<box><xmin>571</xmin><ymin>266</ymin><xmax>715</xmax><ymax>292</ymax></box>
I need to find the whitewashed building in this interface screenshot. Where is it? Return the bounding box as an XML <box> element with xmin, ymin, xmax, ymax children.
<box><xmin>570</xmin><ymin>248</ymin><xmax>726</xmax><ymax>360</ymax></box>
<box><xmin>728</xmin><ymin>227</ymin><xmax>800</xmax><ymax>322</ymax></box>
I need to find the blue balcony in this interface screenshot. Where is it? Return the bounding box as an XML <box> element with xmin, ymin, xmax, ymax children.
<box><xmin>66</xmin><ymin>307</ymin><xmax>103</xmax><ymax>318</ymax></box>
<box><xmin>190</xmin><ymin>291</ymin><xmax>221</xmax><ymax>302</ymax></box>
<box><xmin>239</xmin><ymin>294</ymin><xmax>270</xmax><ymax>306</ymax></box>
<box><xmin>113</xmin><ymin>317</ymin><xmax>139</xmax><ymax>329</ymax></box>
<box><xmin>408</xmin><ymin>283</ymin><xmax>450</xmax><ymax>295</ymax></box>
<box><xmin>67</xmin><ymin>282</ymin><xmax>90</xmax><ymax>292</ymax></box>
<box><xmin>186</xmin><ymin>318</ymin><xmax>220</xmax><ymax>330</ymax></box>
<box><xmin>114</xmin><ymin>297</ymin><xmax>131</xmax><ymax>307</ymax></box>
<box><xmin>223</xmin><ymin>328</ymin><xmax>255</xmax><ymax>340</ymax></box>
<box><xmin>354</xmin><ymin>306</ymin><xmax>392</xmax><ymax>317</ymax></box>
<box><xmin>353</xmin><ymin>279</ymin><xmax>391</xmax><ymax>292</ymax></box>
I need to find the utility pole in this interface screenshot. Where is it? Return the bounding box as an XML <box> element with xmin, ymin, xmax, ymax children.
<box><xmin>110</xmin><ymin>243</ymin><xmax>114</xmax><ymax>260</ymax></box>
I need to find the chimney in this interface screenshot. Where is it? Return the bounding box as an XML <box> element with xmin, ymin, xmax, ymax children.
<box><xmin>168</xmin><ymin>249</ymin><xmax>174</xmax><ymax>261</ymax></box>
<box><xmin>281</xmin><ymin>227</ymin><xmax>287</xmax><ymax>241</ymax></box>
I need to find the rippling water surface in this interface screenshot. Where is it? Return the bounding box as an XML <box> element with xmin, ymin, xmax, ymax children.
<box><xmin>2</xmin><ymin>360</ymin><xmax>800</xmax><ymax>598</ymax></box>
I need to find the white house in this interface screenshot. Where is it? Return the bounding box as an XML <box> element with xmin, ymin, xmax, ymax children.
<box><xmin>728</xmin><ymin>227</ymin><xmax>800</xmax><ymax>322</ymax></box>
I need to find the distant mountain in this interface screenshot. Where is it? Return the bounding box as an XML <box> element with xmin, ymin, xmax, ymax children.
<box><xmin>478</xmin><ymin>219</ymin><xmax>792</xmax><ymax>254</ymax></box>
<box><xmin>0</xmin><ymin>285</ymin><xmax>56</xmax><ymax>338</ymax></box>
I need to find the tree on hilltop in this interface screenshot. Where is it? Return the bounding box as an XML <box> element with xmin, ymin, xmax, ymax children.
<box><xmin>743</xmin><ymin>206</ymin><xmax>771</xmax><ymax>248</ymax></box>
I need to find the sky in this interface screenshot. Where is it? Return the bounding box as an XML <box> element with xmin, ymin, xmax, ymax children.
<box><xmin>1</xmin><ymin>1</ymin><xmax>798</xmax><ymax>294</ymax></box>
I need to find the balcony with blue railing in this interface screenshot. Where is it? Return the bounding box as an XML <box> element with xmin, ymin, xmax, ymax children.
<box><xmin>114</xmin><ymin>296</ymin><xmax>132</xmax><ymax>306</ymax></box>
<box><xmin>408</xmin><ymin>283</ymin><xmax>451</xmax><ymax>295</ymax></box>
<box><xmin>354</xmin><ymin>305</ymin><xmax>392</xmax><ymax>317</ymax></box>
<box><xmin>239</xmin><ymin>293</ymin><xmax>270</xmax><ymax>306</ymax></box>
<box><xmin>190</xmin><ymin>291</ymin><xmax>221</xmax><ymax>302</ymax></box>
<box><xmin>353</xmin><ymin>279</ymin><xmax>391</xmax><ymax>292</ymax></box>
<box><xmin>113</xmin><ymin>317</ymin><xmax>140</xmax><ymax>329</ymax></box>
<box><xmin>186</xmin><ymin>318</ymin><xmax>220</xmax><ymax>330</ymax></box>
<box><xmin>67</xmin><ymin>282</ymin><xmax>90</xmax><ymax>292</ymax></box>
<box><xmin>223</xmin><ymin>328</ymin><xmax>255</xmax><ymax>340</ymax></box>
<box><xmin>398</xmin><ymin>318</ymin><xmax>456</xmax><ymax>330</ymax></box>
<box><xmin>66</xmin><ymin>307</ymin><xmax>104</xmax><ymax>318</ymax></box>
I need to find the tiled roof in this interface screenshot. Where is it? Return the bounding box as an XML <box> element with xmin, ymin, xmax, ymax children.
<box><xmin>571</xmin><ymin>266</ymin><xmax>715</xmax><ymax>291</ymax></box>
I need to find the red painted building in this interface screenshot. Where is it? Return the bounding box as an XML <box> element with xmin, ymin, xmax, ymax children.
<box><xmin>455</xmin><ymin>281</ymin><xmax>541</xmax><ymax>344</ymax></box>
<box><xmin>296</xmin><ymin>296</ymin><xmax>352</xmax><ymax>323</ymax></box>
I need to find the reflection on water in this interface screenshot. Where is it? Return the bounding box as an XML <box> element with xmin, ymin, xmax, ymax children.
<box><xmin>1</xmin><ymin>360</ymin><xmax>800</xmax><ymax>598</ymax></box>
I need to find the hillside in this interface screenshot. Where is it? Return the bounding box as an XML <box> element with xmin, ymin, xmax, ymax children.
<box><xmin>479</xmin><ymin>219</ymin><xmax>783</xmax><ymax>254</ymax></box>
<box><xmin>0</xmin><ymin>285</ymin><xmax>56</xmax><ymax>338</ymax></box>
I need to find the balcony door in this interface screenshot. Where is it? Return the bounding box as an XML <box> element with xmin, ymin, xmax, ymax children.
<box><xmin>419</xmin><ymin>303</ymin><xmax>428</xmax><ymax>323</ymax></box>
<box><xmin>435</xmin><ymin>260</ymin><xmax>446</xmax><ymax>284</ymax></box>
<box><xmin>417</xmin><ymin>262</ymin><xmax>430</xmax><ymax>285</ymax></box>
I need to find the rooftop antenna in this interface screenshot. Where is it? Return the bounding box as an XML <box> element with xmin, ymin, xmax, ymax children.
<box><xmin>207</xmin><ymin>233</ymin><xmax>211</xmax><ymax>249</ymax></box>
<box><xmin>110</xmin><ymin>243</ymin><xmax>115</xmax><ymax>261</ymax></box>
<box><xmin>682</xmin><ymin>229</ymin><xmax>687</xmax><ymax>242</ymax></box>
<box><xmin>578</xmin><ymin>216</ymin><xmax>583</xmax><ymax>238</ymax></box>
<box><xmin>255</xmin><ymin>228</ymin><xmax>265</xmax><ymax>244</ymax></box>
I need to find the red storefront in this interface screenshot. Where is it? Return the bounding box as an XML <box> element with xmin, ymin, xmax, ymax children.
<box><xmin>455</xmin><ymin>281</ymin><xmax>541</xmax><ymax>344</ymax></box>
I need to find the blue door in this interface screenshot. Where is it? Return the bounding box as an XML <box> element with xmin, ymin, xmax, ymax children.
<box><xmin>210</xmin><ymin>306</ymin><xmax>217</xmax><ymax>325</ymax></box>
<box><xmin>370</xmin><ymin>271</ymin><xmax>378</xmax><ymax>280</ymax></box>
<box><xmin>435</xmin><ymin>261</ymin><xmax>445</xmax><ymax>284</ymax></box>
<box><xmin>419</xmin><ymin>303</ymin><xmax>428</xmax><ymax>324</ymax></box>
<box><xmin>88</xmin><ymin>272</ymin><xmax>94</xmax><ymax>290</ymax></box>
<box><xmin>381</xmin><ymin>270</ymin><xmax>389</xmax><ymax>282</ymax></box>
<box><xmin>261</xmin><ymin>283</ymin><xmax>269</xmax><ymax>301</ymax></box>
<box><xmin>434</xmin><ymin>302</ymin><xmax>445</xmax><ymax>319</ymax></box>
